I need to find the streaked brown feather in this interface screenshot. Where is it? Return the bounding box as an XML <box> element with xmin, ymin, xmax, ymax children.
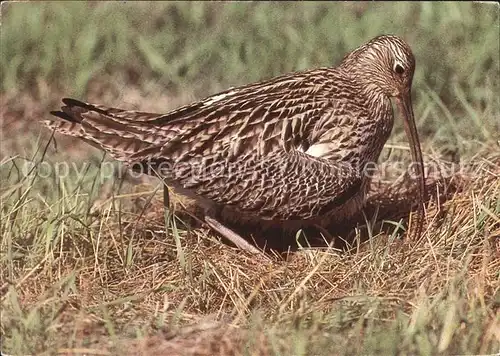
<box><xmin>44</xmin><ymin>34</ymin><xmax>425</xmax><ymax>233</ymax></box>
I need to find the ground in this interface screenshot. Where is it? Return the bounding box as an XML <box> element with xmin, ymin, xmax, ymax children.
<box><xmin>1</xmin><ymin>2</ymin><xmax>499</xmax><ymax>355</ymax></box>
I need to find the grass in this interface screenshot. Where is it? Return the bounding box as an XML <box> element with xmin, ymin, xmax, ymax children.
<box><xmin>1</xmin><ymin>2</ymin><xmax>499</xmax><ymax>355</ymax></box>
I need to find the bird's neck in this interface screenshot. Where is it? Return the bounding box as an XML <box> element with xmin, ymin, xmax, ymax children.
<box><xmin>355</xmin><ymin>80</ymin><xmax>395</xmax><ymax>168</ymax></box>
<box><xmin>360</xmin><ymin>82</ymin><xmax>390</xmax><ymax>113</ymax></box>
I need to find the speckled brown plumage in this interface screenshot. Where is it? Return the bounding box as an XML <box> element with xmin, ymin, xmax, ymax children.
<box><xmin>44</xmin><ymin>34</ymin><xmax>426</xmax><ymax>253</ymax></box>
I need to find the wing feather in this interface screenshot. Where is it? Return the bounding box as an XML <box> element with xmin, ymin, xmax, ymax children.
<box><xmin>44</xmin><ymin>66</ymin><xmax>363</xmax><ymax>221</ymax></box>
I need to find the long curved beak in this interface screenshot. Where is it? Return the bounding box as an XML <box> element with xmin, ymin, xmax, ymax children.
<box><xmin>395</xmin><ymin>92</ymin><xmax>426</xmax><ymax>238</ymax></box>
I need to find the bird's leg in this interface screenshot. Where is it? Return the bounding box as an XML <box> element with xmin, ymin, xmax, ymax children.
<box><xmin>162</xmin><ymin>183</ymin><xmax>263</xmax><ymax>256</ymax></box>
<box><xmin>205</xmin><ymin>215</ymin><xmax>263</xmax><ymax>255</ymax></box>
<box><xmin>161</xmin><ymin>184</ymin><xmax>175</xmax><ymax>236</ymax></box>
<box><xmin>163</xmin><ymin>184</ymin><xmax>170</xmax><ymax>210</ymax></box>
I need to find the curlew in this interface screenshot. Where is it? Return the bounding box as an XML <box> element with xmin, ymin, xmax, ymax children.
<box><xmin>45</xmin><ymin>34</ymin><xmax>426</xmax><ymax>254</ymax></box>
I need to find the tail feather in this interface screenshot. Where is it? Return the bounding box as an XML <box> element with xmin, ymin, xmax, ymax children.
<box><xmin>59</xmin><ymin>97</ymin><xmax>161</xmax><ymax>122</ymax></box>
<box><xmin>43</xmin><ymin>98</ymin><xmax>164</xmax><ymax>163</ymax></box>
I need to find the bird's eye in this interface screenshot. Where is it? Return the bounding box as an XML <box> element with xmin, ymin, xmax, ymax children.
<box><xmin>394</xmin><ymin>62</ymin><xmax>405</xmax><ymax>74</ymax></box>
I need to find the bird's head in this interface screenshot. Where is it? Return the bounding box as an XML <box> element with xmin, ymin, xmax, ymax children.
<box><xmin>342</xmin><ymin>34</ymin><xmax>416</xmax><ymax>97</ymax></box>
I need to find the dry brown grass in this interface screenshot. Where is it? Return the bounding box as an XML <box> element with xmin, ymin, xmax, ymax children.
<box><xmin>1</xmin><ymin>90</ymin><xmax>499</xmax><ymax>355</ymax></box>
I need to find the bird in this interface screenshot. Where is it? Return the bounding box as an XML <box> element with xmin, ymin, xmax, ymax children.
<box><xmin>45</xmin><ymin>34</ymin><xmax>426</xmax><ymax>255</ymax></box>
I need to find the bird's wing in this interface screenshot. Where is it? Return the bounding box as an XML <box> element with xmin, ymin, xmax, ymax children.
<box><xmin>46</xmin><ymin>68</ymin><xmax>335</xmax><ymax>162</ymax></box>
<box><xmin>46</xmin><ymin>67</ymin><xmax>363</xmax><ymax>220</ymax></box>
